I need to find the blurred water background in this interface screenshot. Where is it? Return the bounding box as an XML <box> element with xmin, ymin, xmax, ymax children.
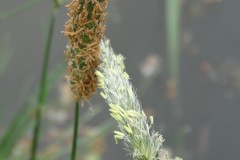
<box><xmin>0</xmin><ymin>0</ymin><xmax>240</xmax><ymax>160</ymax></box>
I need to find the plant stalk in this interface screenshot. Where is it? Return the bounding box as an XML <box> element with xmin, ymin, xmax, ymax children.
<box><xmin>166</xmin><ymin>0</ymin><xmax>181</xmax><ymax>108</ymax></box>
<box><xmin>71</xmin><ymin>101</ymin><xmax>80</xmax><ymax>160</ymax></box>
<box><xmin>165</xmin><ymin>0</ymin><xmax>184</xmax><ymax>153</ymax></box>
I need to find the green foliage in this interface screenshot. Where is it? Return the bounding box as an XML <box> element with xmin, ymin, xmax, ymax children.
<box><xmin>0</xmin><ymin>61</ymin><xmax>65</xmax><ymax>159</ymax></box>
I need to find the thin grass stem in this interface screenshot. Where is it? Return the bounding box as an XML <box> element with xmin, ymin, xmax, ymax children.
<box><xmin>71</xmin><ymin>101</ymin><xmax>80</xmax><ymax>160</ymax></box>
<box><xmin>166</xmin><ymin>0</ymin><xmax>181</xmax><ymax>108</ymax></box>
<box><xmin>29</xmin><ymin>5</ymin><xmax>58</xmax><ymax>160</ymax></box>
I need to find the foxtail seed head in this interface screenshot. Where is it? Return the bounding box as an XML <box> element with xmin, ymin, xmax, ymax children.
<box><xmin>97</xmin><ymin>38</ymin><xmax>181</xmax><ymax>160</ymax></box>
<box><xmin>63</xmin><ymin>0</ymin><xmax>109</xmax><ymax>101</ymax></box>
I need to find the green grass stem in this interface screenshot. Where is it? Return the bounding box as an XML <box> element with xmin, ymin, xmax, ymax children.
<box><xmin>71</xmin><ymin>101</ymin><xmax>80</xmax><ymax>160</ymax></box>
<box><xmin>166</xmin><ymin>0</ymin><xmax>181</xmax><ymax>83</ymax></box>
<box><xmin>29</xmin><ymin>5</ymin><xmax>59</xmax><ymax>160</ymax></box>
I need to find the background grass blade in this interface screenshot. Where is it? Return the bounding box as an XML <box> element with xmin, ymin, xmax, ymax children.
<box><xmin>0</xmin><ymin>0</ymin><xmax>41</xmax><ymax>21</ymax></box>
<box><xmin>165</xmin><ymin>0</ymin><xmax>185</xmax><ymax>154</ymax></box>
<box><xmin>166</xmin><ymin>0</ymin><xmax>181</xmax><ymax>105</ymax></box>
<box><xmin>30</xmin><ymin>3</ymin><xmax>60</xmax><ymax>158</ymax></box>
<box><xmin>0</xmin><ymin>60</ymin><xmax>65</xmax><ymax>158</ymax></box>
<box><xmin>0</xmin><ymin>34</ymin><xmax>14</xmax><ymax>76</ymax></box>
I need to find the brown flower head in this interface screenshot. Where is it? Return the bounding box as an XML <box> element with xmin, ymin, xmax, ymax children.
<box><xmin>63</xmin><ymin>0</ymin><xmax>109</xmax><ymax>101</ymax></box>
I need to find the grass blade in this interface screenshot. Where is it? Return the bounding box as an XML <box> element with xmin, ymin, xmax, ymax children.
<box><xmin>0</xmin><ymin>0</ymin><xmax>40</xmax><ymax>21</ymax></box>
<box><xmin>0</xmin><ymin>34</ymin><xmax>14</xmax><ymax>76</ymax></box>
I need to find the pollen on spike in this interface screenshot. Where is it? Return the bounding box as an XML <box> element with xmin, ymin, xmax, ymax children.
<box><xmin>118</xmin><ymin>85</ymin><xmax>125</xmax><ymax>92</ymax></box>
<box><xmin>114</xmin><ymin>131</ymin><xmax>125</xmax><ymax>137</ymax></box>
<box><xmin>95</xmin><ymin>70</ymin><xmax>105</xmax><ymax>78</ymax></box>
<box><xmin>122</xmin><ymin>72</ymin><xmax>129</xmax><ymax>79</ymax></box>
<box><xmin>149</xmin><ymin>116</ymin><xmax>154</xmax><ymax>125</ymax></box>
<box><xmin>127</xmin><ymin>88</ymin><xmax>134</xmax><ymax>97</ymax></box>
<box><xmin>124</xmin><ymin>125</ymin><xmax>133</xmax><ymax>134</ymax></box>
<box><xmin>100</xmin><ymin>91</ymin><xmax>107</xmax><ymax>99</ymax></box>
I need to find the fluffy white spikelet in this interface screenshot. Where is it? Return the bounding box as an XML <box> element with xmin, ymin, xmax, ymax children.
<box><xmin>97</xmin><ymin>38</ymin><xmax>181</xmax><ymax>160</ymax></box>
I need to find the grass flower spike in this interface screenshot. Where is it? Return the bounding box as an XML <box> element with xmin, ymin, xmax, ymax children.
<box><xmin>63</xmin><ymin>1</ymin><xmax>109</xmax><ymax>160</ymax></box>
<box><xmin>97</xmin><ymin>38</ymin><xmax>181</xmax><ymax>160</ymax></box>
<box><xmin>63</xmin><ymin>0</ymin><xmax>109</xmax><ymax>101</ymax></box>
